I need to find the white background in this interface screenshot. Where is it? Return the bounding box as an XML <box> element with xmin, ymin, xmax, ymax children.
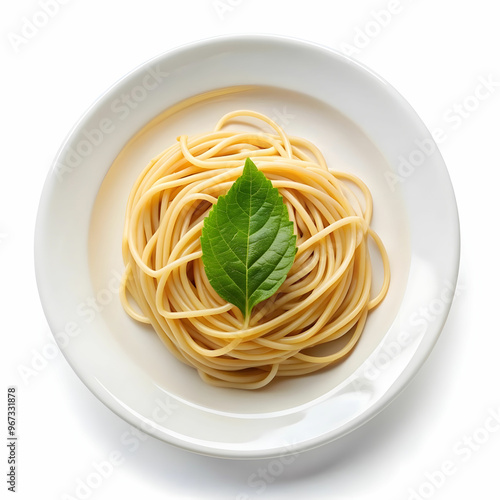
<box><xmin>2</xmin><ymin>1</ymin><xmax>499</xmax><ymax>499</ymax></box>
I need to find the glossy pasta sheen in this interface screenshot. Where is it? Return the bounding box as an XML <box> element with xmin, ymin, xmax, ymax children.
<box><xmin>120</xmin><ymin>109</ymin><xmax>390</xmax><ymax>389</ymax></box>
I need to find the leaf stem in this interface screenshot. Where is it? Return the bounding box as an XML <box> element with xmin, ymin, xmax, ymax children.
<box><xmin>243</xmin><ymin>311</ymin><xmax>250</xmax><ymax>329</ymax></box>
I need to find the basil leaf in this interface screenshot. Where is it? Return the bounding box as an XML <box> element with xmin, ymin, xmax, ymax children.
<box><xmin>200</xmin><ymin>158</ymin><xmax>297</xmax><ymax>320</ymax></box>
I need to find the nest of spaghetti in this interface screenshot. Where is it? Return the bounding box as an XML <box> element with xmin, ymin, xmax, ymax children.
<box><xmin>120</xmin><ymin>110</ymin><xmax>390</xmax><ymax>389</ymax></box>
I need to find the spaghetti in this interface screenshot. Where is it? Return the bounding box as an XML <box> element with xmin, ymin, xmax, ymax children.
<box><xmin>120</xmin><ymin>109</ymin><xmax>390</xmax><ymax>389</ymax></box>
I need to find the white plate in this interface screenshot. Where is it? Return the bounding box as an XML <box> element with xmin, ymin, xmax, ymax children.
<box><xmin>35</xmin><ymin>35</ymin><xmax>460</xmax><ymax>459</ymax></box>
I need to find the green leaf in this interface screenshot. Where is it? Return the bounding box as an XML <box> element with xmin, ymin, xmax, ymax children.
<box><xmin>200</xmin><ymin>158</ymin><xmax>297</xmax><ymax>320</ymax></box>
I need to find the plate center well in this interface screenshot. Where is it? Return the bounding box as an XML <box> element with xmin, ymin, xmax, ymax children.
<box><xmin>88</xmin><ymin>85</ymin><xmax>411</xmax><ymax>415</ymax></box>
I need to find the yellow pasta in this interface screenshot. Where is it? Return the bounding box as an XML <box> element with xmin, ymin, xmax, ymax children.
<box><xmin>120</xmin><ymin>109</ymin><xmax>390</xmax><ymax>389</ymax></box>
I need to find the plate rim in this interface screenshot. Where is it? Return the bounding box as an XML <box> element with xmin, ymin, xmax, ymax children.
<box><xmin>35</xmin><ymin>33</ymin><xmax>460</xmax><ymax>459</ymax></box>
